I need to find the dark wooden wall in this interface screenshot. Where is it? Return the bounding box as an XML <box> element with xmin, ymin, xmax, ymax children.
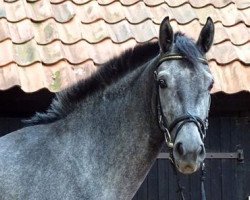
<box><xmin>133</xmin><ymin>117</ymin><xmax>250</xmax><ymax>200</ymax></box>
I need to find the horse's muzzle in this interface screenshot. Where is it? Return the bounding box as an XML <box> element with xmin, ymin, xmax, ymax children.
<box><xmin>176</xmin><ymin>161</ymin><xmax>199</xmax><ymax>174</ymax></box>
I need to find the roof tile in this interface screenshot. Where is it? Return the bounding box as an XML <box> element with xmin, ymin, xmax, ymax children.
<box><xmin>0</xmin><ymin>18</ymin><xmax>10</xmax><ymax>42</ymax></box>
<box><xmin>214</xmin><ymin>22</ymin><xmax>250</xmax><ymax>45</ymax></box>
<box><xmin>4</xmin><ymin>0</ymin><xmax>27</xmax><ymax>22</ymax></box>
<box><xmin>144</xmin><ymin>0</ymin><xmax>231</xmax><ymax>7</ymax></box>
<box><xmin>0</xmin><ymin>63</ymin><xmax>20</xmax><ymax>90</ymax></box>
<box><xmin>119</xmin><ymin>0</ymin><xmax>140</xmax><ymax>6</ymax></box>
<box><xmin>39</xmin><ymin>40</ymin><xmax>65</xmax><ymax>64</ymax></box>
<box><xmin>78</xmin><ymin>2</ymin><xmax>250</xmax><ymax>26</ymax></box>
<box><xmin>2</xmin><ymin>38</ymin><xmax>250</xmax><ymax>67</ymax></box>
<box><xmin>210</xmin><ymin>61</ymin><xmax>250</xmax><ymax>93</ymax></box>
<box><xmin>81</xmin><ymin>19</ymin><xmax>111</xmax><ymax>43</ymax></box>
<box><xmin>26</xmin><ymin>0</ymin><xmax>53</xmax><ymax>22</ymax></box>
<box><xmin>0</xmin><ymin>0</ymin><xmax>250</xmax><ymax>94</ymax></box>
<box><xmin>0</xmin><ymin>60</ymin><xmax>98</xmax><ymax>92</ymax></box>
<box><xmin>0</xmin><ymin>39</ymin><xmax>13</xmax><ymax>66</ymax></box>
<box><xmin>27</xmin><ymin>0</ymin><xmax>40</xmax><ymax>2</ymax></box>
<box><xmin>236</xmin><ymin>0</ymin><xmax>250</xmax><ymax>9</ymax></box>
<box><xmin>33</xmin><ymin>18</ymin><xmax>59</xmax><ymax>44</ymax></box>
<box><xmin>187</xmin><ymin>0</ymin><xmax>232</xmax><ymax>8</ymax></box>
<box><xmin>0</xmin><ymin>2</ymin><xmax>6</xmax><ymax>19</ymax></box>
<box><xmin>17</xmin><ymin>62</ymin><xmax>48</xmax><ymax>92</ymax></box>
<box><xmin>13</xmin><ymin>39</ymin><xmax>40</xmax><ymax>66</ymax></box>
<box><xmin>4</xmin><ymin>0</ymin><xmax>19</xmax><ymax>3</ymax></box>
<box><xmin>8</xmin><ymin>19</ymin><xmax>34</xmax><ymax>44</ymax></box>
<box><xmin>81</xmin><ymin>19</ymin><xmax>157</xmax><ymax>43</ymax></box>
<box><xmin>3</xmin><ymin>17</ymin><xmax>250</xmax><ymax>46</ymax></box>
<box><xmin>51</xmin><ymin>1</ymin><xmax>75</xmax><ymax>22</ymax></box>
<box><xmin>70</xmin><ymin>0</ymin><xmax>92</xmax><ymax>5</ymax></box>
<box><xmin>50</xmin><ymin>0</ymin><xmax>64</xmax><ymax>3</ymax></box>
<box><xmin>208</xmin><ymin>41</ymin><xmax>250</xmax><ymax>64</ymax></box>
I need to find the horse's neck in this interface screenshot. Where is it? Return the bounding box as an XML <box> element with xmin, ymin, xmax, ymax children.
<box><xmin>60</xmin><ymin>60</ymin><xmax>163</xmax><ymax>199</ymax></box>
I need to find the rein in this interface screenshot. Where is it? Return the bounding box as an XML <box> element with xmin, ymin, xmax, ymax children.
<box><xmin>155</xmin><ymin>53</ymin><xmax>210</xmax><ymax>200</ymax></box>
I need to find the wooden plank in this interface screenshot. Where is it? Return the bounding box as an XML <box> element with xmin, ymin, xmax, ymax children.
<box><xmin>147</xmin><ymin>161</ymin><xmax>159</xmax><ymax>200</ymax></box>
<box><xmin>132</xmin><ymin>191</ymin><xmax>138</xmax><ymax>200</ymax></box>
<box><xmin>231</xmin><ymin>117</ymin><xmax>244</xmax><ymax>199</ymax></box>
<box><xmin>208</xmin><ymin>117</ymin><xmax>222</xmax><ymax>200</ymax></box>
<box><xmin>204</xmin><ymin>117</ymin><xmax>212</xmax><ymax>200</ymax></box>
<box><xmin>168</xmin><ymin>159</ymin><xmax>177</xmax><ymax>200</ymax></box>
<box><xmin>238</xmin><ymin>118</ymin><xmax>250</xmax><ymax>199</ymax></box>
<box><xmin>158</xmin><ymin>159</ymin><xmax>169</xmax><ymax>200</ymax></box>
<box><xmin>137</xmin><ymin>176</ymin><xmax>148</xmax><ymax>200</ymax></box>
<box><xmin>220</xmin><ymin>117</ymin><xmax>236</xmax><ymax>200</ymax></box>
<box><xmin>179</xmin><ymin>172</ymin><xmax>189</xmax><ymax>199</ymax></box>
<box><xmin>189</xmin><ymin>170</ymin><xmax>201</xmax><ymax>200</ymax></box>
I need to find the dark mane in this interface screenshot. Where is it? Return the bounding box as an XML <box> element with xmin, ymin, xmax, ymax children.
<box><xmin>25</xmin><ymin>41</ymin><xmax>159</xmax><ymax>125</ymax></box>
<box><xmin>25</xmin><ymin>33</ymin><xmax>201</xmax><ymax>125</ymax></box>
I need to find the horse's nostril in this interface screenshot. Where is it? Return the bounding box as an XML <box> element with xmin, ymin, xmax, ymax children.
<box><xmin>199</xmin><ymin>145</ymin><xmax>205</xmax><ymax>156</ymax></box>
<box><xmin>176</xmin><ymin>142</ymin><xmax>184</xmax><ymax>156</ymax></box>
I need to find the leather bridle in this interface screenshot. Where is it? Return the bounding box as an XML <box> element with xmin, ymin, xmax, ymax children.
<box><xmin>154</xmin><ymin>53</ymin><xmax>210</xmax><ymax>200</ymax></box>
<box><xmin>155</xmin><ymin>53</ymin><xmax>210</xmax><ymax>151</ymax></box>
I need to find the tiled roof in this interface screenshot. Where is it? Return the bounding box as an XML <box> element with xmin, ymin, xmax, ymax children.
<box><xmin>0</xmin><ymin>0</ymin><xmax>250</xmax><ymax>93</ymax></box>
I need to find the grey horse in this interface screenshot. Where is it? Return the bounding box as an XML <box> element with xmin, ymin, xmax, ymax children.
<box><xmin>0</xmin><ymin>17</ymin><xmax>214</xmax><ymax>200</ymax></box>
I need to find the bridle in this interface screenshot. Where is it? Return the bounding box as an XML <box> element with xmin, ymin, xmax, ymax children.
<box><xmin>155</xmin><ymin>53</ymin><xmax>210</xmax><ymax>150</ymax></box>
<box><xmin>154</xmin><ymin>53</ymin><xmax>211</xmax><ymax>200</ymax></box>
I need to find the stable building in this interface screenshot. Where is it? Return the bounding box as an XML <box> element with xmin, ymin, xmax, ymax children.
<box><xmin>0</xmin><ymin>0</ymin><xmax>249</xmax><ymax>199</ymax></box>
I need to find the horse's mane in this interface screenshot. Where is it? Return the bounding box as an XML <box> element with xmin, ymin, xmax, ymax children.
<box><xmin>25</xmin><ymin>33</ymin><xmax>201</xmax><ymax>125</ymax></box>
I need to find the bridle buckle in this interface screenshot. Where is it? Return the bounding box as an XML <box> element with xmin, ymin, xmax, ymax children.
<box><xmin>163</xmin><ymin>128</ymin><xmax>173</xmax><ymax>148</ymax></box>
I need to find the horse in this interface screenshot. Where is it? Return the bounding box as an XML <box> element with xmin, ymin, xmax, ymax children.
<box><xmin>0</xmin><ymin>17</ymin><xmax>214</xmax><ymax>200</ymax></box>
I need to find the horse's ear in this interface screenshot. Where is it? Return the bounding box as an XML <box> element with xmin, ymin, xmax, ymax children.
<box><xmin>197</xmin><ymin>17</ymin><xmax>214</xmax><ymax>53</ymax></box>
<box><xmin>159</xmin><ymin>16</ymin><xmax>173</xmax><ymax>53</ymax></box>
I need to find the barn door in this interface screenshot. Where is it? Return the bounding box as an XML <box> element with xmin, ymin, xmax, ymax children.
<box><xmin>133</xmin><ymin>117</ymin><xmax>250</xmax><ymax>200</ymax></box>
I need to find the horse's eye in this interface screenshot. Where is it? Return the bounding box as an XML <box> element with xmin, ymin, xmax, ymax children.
<box><xmin>208</xmin><ymin>80</ymin><xmax>214</xmax><ymax>91</ymax></box>
<box><xmin>158</xmin><ymin>79</ymin><xmax>167</xmax><ymax>88</ymax></box>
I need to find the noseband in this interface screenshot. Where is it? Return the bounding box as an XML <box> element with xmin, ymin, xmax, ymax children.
<box><xmin>155</xmin><ymin>53</ymin><xmax>209</xmax><ymax>150</ymax></box>
<box><xmin>154</xmin><ymin>53</ymin><xmax>210</xmax><ymax>200</ymax></box>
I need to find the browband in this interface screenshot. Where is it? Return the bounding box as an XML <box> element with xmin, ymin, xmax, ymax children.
<box><xmin>158</xmin><ymin>54</ymin><xmax>208</xmax><ymax>65</ymax></box>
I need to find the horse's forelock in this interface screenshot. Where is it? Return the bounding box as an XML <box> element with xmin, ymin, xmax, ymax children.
<box><xmin>174</xmin><ymin>32</ymin><xmax>203</xmax><ymax>66</ymax></box>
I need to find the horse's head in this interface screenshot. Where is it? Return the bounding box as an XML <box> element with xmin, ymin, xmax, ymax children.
<box><xmin>155</xmin><ymin>17</ymin><xmax>214</xmax><ymax>174</ymax></box>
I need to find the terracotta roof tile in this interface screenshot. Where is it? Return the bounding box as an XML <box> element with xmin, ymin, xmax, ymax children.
<box><xmin>74</xmin><ymin>2</ymin><xmax>250</xmax><ymax>26</ymax></box>
<box><xmin>0</xmin><ymin>39</ymin><xmax>13</xmax><ymax>66</ymax></box>
<box><xmin>3</xmin><ymin>18</ymin><xmax>249</xmax><ymax>45</ymax></box>
<box><xmin>0</xmin><ymin>4</ymin><xmax>6</xmax><ymax>19</ymax></box>
<box><xmin>2</xmin><ymin>38</ymin><xmax>250</xmax><ymax>67</ymax></box>
<box><xmin>0</xmin><ymin>0</ymin><xmax>250</xmax><ymax>94</ymax></box>
<box><xmin>0</xmin><ymin>18</ymin><xmax>10</xmax><ymax>42</ymax></box>
<box><xmin>50</xmin><ymin>1</ymin><xmax>75</xmax><ymax>22</ymax></box>
<box><xmin>8</xmin><ymin>19</ymin><xmax>34</xmax><ymax>44</ymax></box>
<box><xmin>14</xmin><ymin>40</ymin><xmax>41</xmax><ymax>66</ymax></box>
<box><xmin>4</xmin><ymin>0</ymin><xmax>27</xmax><ymax>22</ymax></box>
<box><xmin>27</xmin><ymin>0</ymin><xmax>54</xmax><ymax>22</ymax></box>
<box><xmin>236</xmin><ymin>1</ymin><xmax>250</xmax><ymax>9</ymax></box>
<box><xmin>210</xmin><ymin>61</ymin><xmax>250</xmax><ymax>94</ymax></box>
<box><xmin>0</xmin><ymin>63</ymin><xmax>20</xmax><ymax>90</ymax></box>
<box><xmin>208</xmin><ymin>41</ymin><xmax>250</xmax><ymax>64</ymax></box>
<box><xmin>81</xmin><ymin>19</ymin><xmax>157</xmax><ymax>43</ymax></box>
<box><xmin>0</xmin><ymin>60</ymin><xmax>97</xmax><ymax>92</ymax></box>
